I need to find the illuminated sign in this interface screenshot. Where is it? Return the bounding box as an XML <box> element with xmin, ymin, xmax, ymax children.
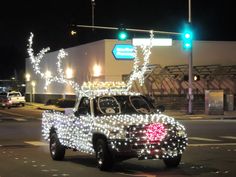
<box><xmin>132</xmin><ymin>38</ymin><xmax>172</xmax><ymax>46</ymax></box>
<box><xmin>112</xmin><ymin>44</ymin><xmax>135</xmax><ymax>60</ymax></box>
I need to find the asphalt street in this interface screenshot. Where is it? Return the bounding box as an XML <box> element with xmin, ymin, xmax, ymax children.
<box><xmin>0</xmin><ymin>107</ymin><xmax>236</xmax><ymax>177</ymax></box>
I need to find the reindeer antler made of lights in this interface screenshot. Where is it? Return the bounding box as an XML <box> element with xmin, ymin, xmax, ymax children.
<box><xmin>27</xmin><ymin>33</ymin><xmax>82</xmax><ymax>93</ymax></box>
<box><xmin>27</xmin><ymin>31</ymin><xmax>154</xmax><ymax>96</ymax></box>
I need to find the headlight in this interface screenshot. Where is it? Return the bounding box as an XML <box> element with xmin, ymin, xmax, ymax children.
<box><xmin>177</xmin><ymin>130</ymin><xmax>186</xmax><ymax>137</ymax></box>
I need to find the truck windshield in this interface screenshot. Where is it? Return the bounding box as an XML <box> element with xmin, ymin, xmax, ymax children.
<box><xmin>95</xmin><ymin>95</ymin><xmax>155</xmax><ymax>116</ymax></box>
<box><xmin>8</xmin><ymin>93</ymin><xmax>21</xmax><ymax>97</ymax></box>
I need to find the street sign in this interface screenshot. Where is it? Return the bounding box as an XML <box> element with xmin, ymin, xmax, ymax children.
<box><xmin>112</xmin><ymin>44</ymin><xmax>135</xmax><ymax>60</ymax></box>
<box><xmin>132</xmin><ymin>38</ymin><xmax>172</xmax><ymax>46</ymax></box>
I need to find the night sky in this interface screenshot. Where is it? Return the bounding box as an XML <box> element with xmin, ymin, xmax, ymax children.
<box><xmin>0</xmin><ymin>0</ymin><xmax>235</xmax><ymax>79</ymax></box>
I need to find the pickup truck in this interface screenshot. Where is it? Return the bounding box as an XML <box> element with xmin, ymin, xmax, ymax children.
<box><xmin>7</xmin><ymin>91</ymin><xmax>26</xmax><ymax>106</ymax></box>
<box><xmin>42</xmin><ymin>92</ymin><xmax>188</xmax><ymax>171</ymax></box>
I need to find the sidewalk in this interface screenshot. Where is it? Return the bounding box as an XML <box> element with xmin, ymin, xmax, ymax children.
<box><xmin>164</xmin><ymin>110</ymin><xmax>236</xmax><ymax>120</ymax></box>
<box><xmin>26</xmin><ymin>102</ymin><xmax>236</xmax><ymax>120</ymax></box>
<box><xmin>25</xmin><ymin>102</ymin><xmax>65</xmax><ymax>112</ymax></box>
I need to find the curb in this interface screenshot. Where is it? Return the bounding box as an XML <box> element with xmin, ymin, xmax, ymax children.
<box><xmin>174</xmin><ymin>116</ymin><xmax>236</xmax><ymax>120</ymax></box>
<box><xmin>36</xmin><ymin>107</ymin><xmax>64</xmax><ymax>112</ymax></box>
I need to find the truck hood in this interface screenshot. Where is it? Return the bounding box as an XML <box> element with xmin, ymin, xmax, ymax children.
<box><xmin>93</xmin><ymin>113</ymin><xmax>185</xmax><ymax>132</ymax></box>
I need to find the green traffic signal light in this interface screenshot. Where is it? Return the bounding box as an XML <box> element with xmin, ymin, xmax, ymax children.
<box><xmin>182</xmin><ymin>27</ymin><xmax>193</xmax><ymax>50</ymax></box>
<box><xmin>118</xmin><ymin>29</ymin><xmax>128</xmax><ymax>41</ymax></box>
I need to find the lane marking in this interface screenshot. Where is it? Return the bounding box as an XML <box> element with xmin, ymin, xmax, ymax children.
<box><xmin>189</xmin><ymin>137</ymin><xmax>221</xmax><ymax>142</ymax></box>
<box><xmin>0</xmin><ymin>110</ymin><xmax>25</xmax><ymax>117</ymax></box>
<box><xmin>189</xmin><ymin>143</ymin><xmax>236</xmax><ymax>147</ymax></box>
<box><xmin>24</xmin><ymin>141</ymin><xmax>48</xmax><ymax>146</ymax></box>
<box><xmin>14</xmin><ymin>118</ymin><xmax>27</xmax><ymax>122</ymax></box>
<box><xmin>119</xmin><ymin>173</ymin><xmax>156</xmax><ymax>177</ymax></box>
<box><xmin>220</xmin><ymin>136</ymin><xmax>236</xmax><ymax>140</ymax></box>
<box><xmin>189</xmin><ymin>116</ymin><xmax>203</xmax><ymax>119</ymax></box>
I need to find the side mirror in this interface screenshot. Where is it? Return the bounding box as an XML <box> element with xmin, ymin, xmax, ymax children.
<box><xmin>65</xmin><ymin>108</ymin><xmax>74</xmax><ymax>115</ymax></box>
<box><xmin>156</xmin><ymin>105</ymin><xmax>165</xmax><ymax>112</ymax></box>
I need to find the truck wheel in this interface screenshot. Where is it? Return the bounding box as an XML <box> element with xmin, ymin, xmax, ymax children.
<box><xmin>163</xmin><ymin>155</ymin><xmax>181</xmax><ymax>168</ymax></box>
<box><xmin>95</xmin><ymin>139</ymin><xmax>113</xmax><ymax>171</ymax></box>
<box><xmin>21</xmin><ymin>103</ymin><xmax>25</xmax><ymax>107</ymax></box>
<box><xmin>49</xmin><ymin>132</ymin><xmax>65</xmax><ymax>160</ymax></box>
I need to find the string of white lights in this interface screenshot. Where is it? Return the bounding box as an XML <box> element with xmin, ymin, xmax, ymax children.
<box><xmin>126</xmin><ymin>30</ymin><xmax>154</xmax><ymax>90</ymax></box>
<box><xmin>27</xmin><ymin>33</ymin><xmax>82</xmax><ymax>92</ymax></box>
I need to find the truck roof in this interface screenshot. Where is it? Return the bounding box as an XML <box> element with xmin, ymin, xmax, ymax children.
<box><xmin>79</xmin><ymin>81</ymin><xmax>141</xmax><ymax>98</ymax></box>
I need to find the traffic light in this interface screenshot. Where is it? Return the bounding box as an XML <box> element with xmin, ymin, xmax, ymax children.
<box><xmin>117</xmin><ymin>28</ymin><xmax>128</xmax><ymax>41</ymax></box>
<box><xmin>182</xmin><ymin>26</ymin><xmax>193</xmax><ymax>50</ymax></box>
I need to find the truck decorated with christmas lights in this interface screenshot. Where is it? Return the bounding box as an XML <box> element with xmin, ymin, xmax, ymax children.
<box><xmin>27</xmin><ymin>32</ymin><xmax>188</xmax><ymax>171</ymax></box>
<box><xmin>41</xmin><ymin>82</ymin><xmax>188</xmax><ymax>170</ymax></box>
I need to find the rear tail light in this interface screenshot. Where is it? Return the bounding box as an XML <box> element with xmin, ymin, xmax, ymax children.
<box><xmin>146</xmin><ymin>123</ymin><xmax>167</xmax><ymax>142</ymax></box>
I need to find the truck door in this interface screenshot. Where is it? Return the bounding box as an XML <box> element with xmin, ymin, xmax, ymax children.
<box><xmin>73</xmin><ymin>97</ymin><xmax>94</xmax><ymax>152</ymax></box>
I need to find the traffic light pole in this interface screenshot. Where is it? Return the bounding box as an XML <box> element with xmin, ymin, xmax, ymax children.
<box><xmin>75</xmin><ymin>24</ymin><xmax>181</xmax><ymax>35</ymax></box>
<box><xmin>188</xmin><ymin>49</ymin><xmax>193</xmax><ymax>114</ymax></box>
<box><xmin>188</xmin><ymin>0</ymin><xmax>193</xmax><ymax>114</ymax></box>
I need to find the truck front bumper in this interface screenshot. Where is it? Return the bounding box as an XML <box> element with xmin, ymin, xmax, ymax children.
<box><xmin>108</xmin><ymin>137</ymin><xmax>187</xmax><ymax>160</ymax></box>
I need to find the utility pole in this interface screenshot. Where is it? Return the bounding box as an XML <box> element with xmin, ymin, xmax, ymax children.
<box><xmin>188</xmin><ymin>0</ymin><xmax>193</xmax><ymax>114</ymax></box>
<box><xmin>91</xmin><ymin>0</ymin><xmax>95</xmax><ymax>31</ymax></box>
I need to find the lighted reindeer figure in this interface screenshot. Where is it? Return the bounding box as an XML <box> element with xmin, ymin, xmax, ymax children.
<box><xmin>27</xmin><ymin>31</ymin><xmax>154</xmax><ymax>95</ymax></box>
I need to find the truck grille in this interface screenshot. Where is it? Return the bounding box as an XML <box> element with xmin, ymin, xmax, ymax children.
<box><xmin>126</xmin><ymin>123</ymin><xmax>169</xmax><ymax>146</ymax></box>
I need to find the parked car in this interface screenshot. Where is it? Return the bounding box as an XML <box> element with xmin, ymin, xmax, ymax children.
<box><xmin>7</xmin><ymin>91</ymin><xmax>26</xmax><ymax>106</ymax></box>
<box><xmin>0</xmin><ymin>91</ymin><xmax>26</xmax><ymax>107</ymax></box>
<box><xmin>0</xmin><ymin>95</ymin><xmax>12</xmax><ymax>109</ymax></box>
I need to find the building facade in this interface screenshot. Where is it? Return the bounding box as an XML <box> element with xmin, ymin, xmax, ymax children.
<box><xmin>25</xmin><ymin>39</ymin><xmax>236</xmax><ymax>110</ymax></box>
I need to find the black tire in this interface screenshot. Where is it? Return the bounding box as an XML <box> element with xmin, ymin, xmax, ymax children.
<box><xmin>49</xmin><ymin>132</ymin><xmax>65</xmax><ymax>160</ymax></box>
<box><xmin>8</xmin><ymin>106</ymin><xmax>11</xmax><ymax>109</ymax></box>
<box><xmin>95</xmin><ymin>139</ymin><xmax>113</xmax><ymax>171</ymax></box>
<box><xmin>21</xmin><ymin>103</ymin><xmax>25</xmax><ymax>107</ymax></box>
<box><xmin>163</xmin><ymin>155</ymin><xmax>181</xmax><ymax>168</ymax></box>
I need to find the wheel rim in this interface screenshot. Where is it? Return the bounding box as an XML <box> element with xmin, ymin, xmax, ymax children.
<box><xmin>97</xmin><ymin>145</ymin><xmax>104</xmax><ymax>166</ymax></box>
<box><xmin>50</xmin><ymin>137</ymin><xmax>56</xmax><ymax>156</ymax></box>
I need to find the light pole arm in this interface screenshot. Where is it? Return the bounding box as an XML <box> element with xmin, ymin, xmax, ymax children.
<box><xmin>76</xmin><ymin>24</ymin><xmax>182</xmax><ymax>35</ymax></box>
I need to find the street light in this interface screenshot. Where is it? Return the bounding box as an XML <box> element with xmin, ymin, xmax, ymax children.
<box><xmin>45</xmin><ymin>70</ymin><xmax>52</xmax><ymax>78</ymax></box>
<box><xmin>66</xmin><ymin>68</ymin><xmax>73</xmax><ymax>79</ymax></box>
<box><xmin>93</xmin><ymin>64</ymin><xmax>102</xmax><ymax>77</ymax></box>
<box><xmin>31</xmin><ymin>81</ymin><xmax>36</xmax><ymax>102</ymax></box>
<box><xmin>25</xmin><ymin>73</ymin><xmax>31</xmax><ymax>82</ymax></box>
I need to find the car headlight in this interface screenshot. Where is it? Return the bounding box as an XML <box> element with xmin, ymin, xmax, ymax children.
<box><xmin>177</xmin><ymin>130</ymin><xmax>186</xmax><ymax>137</ymax></box>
